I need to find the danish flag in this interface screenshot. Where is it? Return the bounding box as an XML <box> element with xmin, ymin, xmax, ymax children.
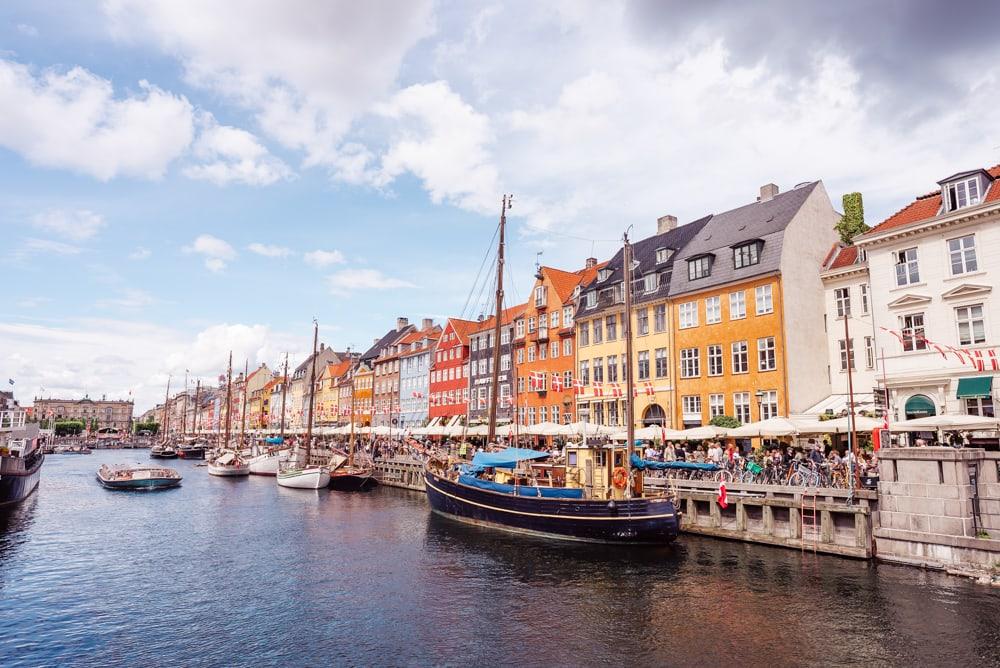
<box><xmin>573</xmin><ymin>379</ymin><xmax>585</xmax><ymax>395</ymax></box>
<box><xmin>644</xmin><ymin>382</ymin><xmax>655</xmax><ymax>396</ymax></box>
<box><xmin>593</xmin><ymin>382</ymin><xmax>604</xmax><ymax>397</ymax></box>
<box><xmin>551</xmin><ymin>374</ymin><xmax>564</xmax><ymax>392</ymax></box>
<box><xmin>610</xmin><ymin>383</ymin><xmax>623</xmax><ymax>398</ymax></box>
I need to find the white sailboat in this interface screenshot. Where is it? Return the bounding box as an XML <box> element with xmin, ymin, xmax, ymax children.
<box><xmin>249</xmin><ymin>353</ymin><xmax>292</xmax><ymax>475</ymax></box>
<box><xmin>208</xmin><ymin>352</ymin><xmax>250</xmax><ymax>477</ymax></box>
<box><xmin>277</xmin><ymin>320</ymin><xmax>330</xmax><ymax>490</ymax></box>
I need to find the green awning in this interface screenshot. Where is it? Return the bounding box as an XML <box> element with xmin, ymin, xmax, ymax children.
<box><xmin>957</xmin><ymin>376</ymin><xmax>993</xmax><ymax>399</ymax></box>
<box><xmin>904</xmin><ymin>394</ymin><xmax>936</xmax><ymax>418</ymax></box>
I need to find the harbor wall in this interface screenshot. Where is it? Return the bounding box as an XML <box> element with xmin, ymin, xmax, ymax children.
<box><xmin>875</xmin><ymin>447</ymin><xmax>1000</xmax><ymax>574</ymax></box>
<box><xmin>374</xmin><ymin>456</ymin><xmax>426</xmax><ymax>491</ymax></box>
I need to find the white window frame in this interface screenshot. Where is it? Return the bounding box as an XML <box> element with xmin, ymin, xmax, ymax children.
<box><xmin>705</xmin><ymin>296</ymin><xmax>721</xmax><ymax>324</ymax></box>
<box><xmin>680</xmin><ymin>348</ymin><xmax>700</xmax><ymax>378</ymax></box>
<box><xmin>947</xmin><ymin>234</ymin><xmax>978</xmax><ymax>276</ymax></box>
<box><xmin>707</xmin><ymin>344</ymin><xmax>723</xmax><ymax>376</ymax></box>
<box><xmin>731</xmin><ymin>341</ymin><xmax>749</xmax><ymax>374</ymax></box>
<box><xmin>955</xmin><ymin>303</ymin><xmax>986</xmax><ymax>346</ymax></box>
<box><xmin>757</xmin><ymin>336</ymin><xmax>776</xmax><ymax>371</ymax></box>
<box><xmin>679</xmin><ymin>301</ymin><xmax>698</xmax><ymax>329</ymax></box>
<box><xmin>729</xmin><ymin>291</ymin><xmax>746</xmax><ymax>320</ymax></box>
<box><xmin>733</xmin><ymin>392</ymin><xmax>751</xmax><ymax>424</ymax></box>
<box><xmin>834</xmin><ymin>287</ymin><xmax>851</xmax><ymax>317</ymax></box>
<box><xmin>946</xmin><ymin>177</ymin><xmax>982</xmax><ymax>212</ymax></box>
<box><xmin>709</xmin><ymin>393</ymin><xmax>725</xmax><ymax>418</ymax></box>
<box><xmin>894</xmin><ymin>248</ymin><xmax>920</xmax><ymax>287</ymax></box>
<box><xmin>860</xmin><ymin>283</ymin><xmax>870</xmax><ymax>315</ymax></box>
<box><xmin>755</xmin><ymin>284</ymin><xmax>773</xmax><ymax>315</ymax></box>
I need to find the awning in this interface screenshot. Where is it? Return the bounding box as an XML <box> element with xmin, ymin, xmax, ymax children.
<box><xmin>957</xmin><ymin>376</ymin><xmax>993</xmax><ymax>399</ymax></box>
<box><xmin>470</xmin><ymin>447</ymin><xmax>549</xmax><ymax>469</ymax></box>
<box><xmin>904</xmin><ymin>394</ymin><xmax>936</xmax><ymax>418</ymax></box>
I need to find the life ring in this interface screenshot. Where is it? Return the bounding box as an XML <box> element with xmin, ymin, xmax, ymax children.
<box><xmin>612</xmin><ymin>466</ymin><xmax>628</xmax><ymax>489</ymax></box>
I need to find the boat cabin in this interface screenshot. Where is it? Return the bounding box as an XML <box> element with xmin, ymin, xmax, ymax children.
<box><xmin>564</xmin><ymin>444</ymin><xmax>637</xmax><ymax>500</ymax></box>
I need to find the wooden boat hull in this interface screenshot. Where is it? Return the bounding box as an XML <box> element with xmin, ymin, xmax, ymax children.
<box><xmin>150</xmin><ymin>450</ymin><xmax>178</xmax><ymax>459</ymax></box>
<box><xmin>96</xmin><ymin>475</ymin><xmax>181</xmax><ymax>490</ymax></box>
<box><xmin>207</xmin><ymin>463</ymin><xmax>250</xmax><ymax>476</ymax></box>
<box><xmin>0</xmin><ymin>452</ymin><xmax>44</xmax><ymax>507</ymax></box>
<box><xmin>248</xmin><ymin>451</ymin><xmax>287</xmax><ymax>476</ymax></box>
<box><xmin>423</xmin><ymin>469</ymin><xmax>680</xmax><ymax>544</ymax></box>
<box><xmin>328</xmin><ymin>469</ymin><xmax>376</xmax><ymax>492</ymax></box>
<box><xmin>177</xmin><ymin>447</ymin><xmax>205</xmax><ymax>460</ymax></box>
<box><xmin>276</xmin><ymin>467</ymin><xmax>330</xmax><ymax>489</ymax></box>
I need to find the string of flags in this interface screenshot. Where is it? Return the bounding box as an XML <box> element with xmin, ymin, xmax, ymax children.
<box><xmin>880</xmin><ymin>326</ymin><xmax>999</xmax><ymax>371</ymax></box>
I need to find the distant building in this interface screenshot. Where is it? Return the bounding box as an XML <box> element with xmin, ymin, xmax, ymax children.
<box><xmin>369</xmin><ymin>318</ymin><xmax>416</xmax><ymax>428</ymax></box>
<box><xmin>397</xmin><ymin>319</ymin><xmax>441</xmax><ymax>430</ymax></box>
<box><xmin>468</xmin><ymin>304</ymin><xmax>525</xmax><ymax>425</ymax></box>
<box><xmin>429</xmin><ymin>317</ymin><xmax>478</xmax><ymax>427</ymax></box>
<box><xmin>33</xmin><ymin>395</ymin><xmax>133</xmax><ymax>431</ymax></box>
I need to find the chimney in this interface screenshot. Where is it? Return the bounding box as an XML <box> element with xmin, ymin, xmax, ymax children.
<box><xmin>422</xmin><ymin>318</ymin><xmax>433</xmax><ymax>331</ymax></box>
<box><xmin>373</xmin><ymin>338</ymin><xmax>379</xmax><ymax>345</ymax></box>
<box><xmin>759</xmin><ymin>183</ymin><xmax>779</xmax><ymax>202</ymax></box>
<box><xmin>396</xmin><ymin>317</ymin><xmax>409</xmax><ymax>331</ymax></box>
<box><xmin>320</xmin><ymin>342</ymin><xmax>325</xmax><ymax>351</ymax></box>
<box><xmin>657</xmin><ymin>215</ymin><xmax>677</xmax><ymax>235</ymax></box>
<box><xmin>585</xmin><ymin>257</ymin><xmax>597</xmax><ymax>269</ymax></box>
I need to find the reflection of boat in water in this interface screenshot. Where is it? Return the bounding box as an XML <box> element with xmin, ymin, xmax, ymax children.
<box><xmin>424</xmin><ymin>197</ymin><xmax>680</xmax><ymax>545</ymax></box>
<box><xmin>97</xmin><ymin>464</ymin><xmax>182</xmax><ymax>490</ymax></box>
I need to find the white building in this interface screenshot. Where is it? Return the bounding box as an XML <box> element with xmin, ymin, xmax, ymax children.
<box><xmin>854</xmin><ymin>165</ymin><xmax>1000</xmax><ymax>422</ymax></box>
<box><xmin>815</xmin><ymin>244</ymin><xmax>880</xmax><ymax>415</ymax></box>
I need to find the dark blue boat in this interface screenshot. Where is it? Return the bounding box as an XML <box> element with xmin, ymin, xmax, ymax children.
<box><xmin>424</xmin><ymin>454</ymin><xmax>680</xmax><ymax>544</ymax></box>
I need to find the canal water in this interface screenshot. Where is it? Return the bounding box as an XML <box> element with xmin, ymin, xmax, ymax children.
<box><xmin>1</xmin><ymin>450</ymin><xmax>998</xmax><ymax>667</ymax></box>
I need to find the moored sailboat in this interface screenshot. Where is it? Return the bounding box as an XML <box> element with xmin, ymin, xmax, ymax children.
<box><xmin>250</xmin><ymin>355</ymin><xmax>291</xmax><ymax>475</ymax></box>
<box><xmin>328</xmin><ymin>366</ymin><xmax>376</xmax><ymax>491</ymax></box>
<box><xmin>277</xmin><ymin>321</ymin><xmax>330</xmax><ymax>490</ymax></box>
<box><xmin>424</xmin><ymin>197</ymin><xmax>681</xmax><ymax>544</ymax></box>
<box><xmin>208</xmin><ymin>352</ymin><xmax>250</xmax><ymax>477</ymax></box>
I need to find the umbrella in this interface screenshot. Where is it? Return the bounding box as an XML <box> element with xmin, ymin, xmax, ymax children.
<box><xmin>890</xmin><ymin>414</ymin><xmax>1000</xmax><ymax>431</ymax></box>
<box><xmin>526</xmin><ymin>421</ymin><xmax>569</xmax><ymax>436</ymax></box>
<box><xmin>727</xmin><ymin>417</ymin><xmax>801</xmax><ymax>438</ymax></box>
<box><xmin>673</xmin><ymin>425</ymin><xmax>735</xmax><ymax>441</ymax></box>
<box><xmin>610</xmin><ymin>425</ymin><xmax>685</xmax><ymax>441</ymax></box>
<box><xmin>796</xmin><ymin>415</ymin><xmax>883</xmax><ymax>434</ymax></box>
<box><xmin>564</xmin><ymin>421</ymin><xmax>619</xmax><ymax>437</ymax></box>
<box><xmin>371</xmin><ymin>425</ymin><xmax>392</xmax><ymax>436</ymax></box>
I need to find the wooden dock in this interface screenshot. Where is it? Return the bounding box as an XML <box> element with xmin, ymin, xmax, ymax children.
<box><xmin>373</xmin><ymin>456</ymin><xmax>426</xmax><ymax>492</ymax></box>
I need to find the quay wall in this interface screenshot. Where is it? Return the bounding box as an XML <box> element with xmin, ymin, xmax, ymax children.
<box><xmin>374</xmin><ymin>456</ymin><xmax>426</xmax><ymax>491</ymax></box>
<box><xmin>876</xmin><ymin>447</ymin><xmax>1000</xmax><ymax>573</ymax></box>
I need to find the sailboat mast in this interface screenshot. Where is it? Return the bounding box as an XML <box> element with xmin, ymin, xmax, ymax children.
<box><xmin>349</xmin><ymin>368</ymin><xmax>356</xmax><ymax>465</ymax></box>
<box><xmin>280</xmin><ymin>353</ymin><xmax>289</xmax><ymax>441</ymax></box>
<box><xmin>193</xmin><ymin>379</ymin><xmax>201</xmax><ymax>433</ymax></box>
<box><xmin>182</xmin><ymin>370</ymin><xmax>189</xmax><ymax>435</ymax></box>
<box><xmin>487</xmin><ymin>194</ymin><xmax>510</xmax><ymax>443</ymax></box>
<box><xmin>305</xmin><ymin>320</ymin><xmax>319</xmax><ymax>465</ymax></box>
<box><xmin>240</xmin><ymin>360</ymin><xmax>249</xmax><ymax>445</ymax></box>
<box><xmin>622</xmin><ymin>232</ymin><xmax>637</xmax><ymax>476</ymax></box>
<box><xmin>223</xmin><ymin>352</ymin><xmax>233</xmax><ymax>449</ymax></box>
<box><xmin>161</xmin><ymin>375</ymin><xmax>171</xmax><ymax>444</ymax></box>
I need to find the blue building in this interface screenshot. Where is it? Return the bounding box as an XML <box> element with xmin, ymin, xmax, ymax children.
<box><xmin>397</xmin><ymin>320</ymin><xmax>440</xmax><ymax>431</ymax></box>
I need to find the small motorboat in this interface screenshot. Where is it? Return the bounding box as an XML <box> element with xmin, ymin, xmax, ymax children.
<box><xmin>276</xmin><ymin>464</ymin><xmax>330</xmax><ymax>489</ymax></box>
<box><xmin>97</xmin><ymin>464</ymin><xmax>182</xmax><ymax>490</ymax></box>
<box><xmin>248</xmin><ymin>447</ymin><xmax>290</xmax><ymax>475</ymax></box>
<box><xmin>150</xmin><ymin>444</ymin><xmax>178</xmax><ymax>459</ymax></box>
<box><xmin>207</xmin><ymin>451</ymin><xmax>250</xmax><ymax>477</ymax></box>
<box><xmin>177</xmin><ymin>443</ymin><xmax>207</xmax><ymax>460</ymax></box>
<box><xmin>54</xmin><ymin>445</ymin><xmax>92</xmax><ymax>455</ymax></box>
<box><xmin>328</xmin><ymin>465</ymin><xmax>376</xmax><ymax>491</ymax></box>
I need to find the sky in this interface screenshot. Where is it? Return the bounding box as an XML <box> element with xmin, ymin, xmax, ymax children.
<box><xmin>2</xmin><ymin>1</ymin><xmax>999</xmax><ymax>411</ymax></box>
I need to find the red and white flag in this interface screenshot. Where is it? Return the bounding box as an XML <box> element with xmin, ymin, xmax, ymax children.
<box><xmin>593</xmin><ymin>382</ymin><xmax>604</xmax><ymax>397</ymax></box>
<box><xmin>644</xmin><ymin>381</ymin><xmax>655</xmax><ymax>396</ymax></box>
<box><xmin>573</xmin><ymin>379</ymin><xmax>585</xmax><ymax>395</ymax></box>
<box><xmin>717</xmin><ymin>481</ymin><xmax>728</xmax><ymax>509</ymax></box>
<box><xmin>551</xmin><ymin>373</ymin><xmax>563</xmax><ymax>392</ymax></box>
<box><xmin>610</xmin><ymin>383</ymin><xmax>623</xmax><ymax>398</ymax></box>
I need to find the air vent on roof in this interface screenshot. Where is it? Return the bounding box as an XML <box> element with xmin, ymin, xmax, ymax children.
<box><xmin>794</xmin><ymin>182</ymin><xmax>811</xmax><ymax>189</ymax></box>
<box><xmin>766</xmin><ymin>214</ymin><xmax>774</xmax><ymax>222</ymax></box>
<box><xmin>738</xmin><ymin>225</ymin><xmax>747</xmax><ymax>231</ymax></box>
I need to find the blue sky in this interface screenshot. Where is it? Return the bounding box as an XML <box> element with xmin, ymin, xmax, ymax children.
<box><xmin>2</xmin><ymin>1</ymin><xmax>998</xmax><ymax>410</ymax></box>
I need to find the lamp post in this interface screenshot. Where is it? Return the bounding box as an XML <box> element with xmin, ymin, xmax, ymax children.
<box><xmin>754</xmin><ymin>389</ymin><xmax>765</xmax><ymax>420</ymax></box>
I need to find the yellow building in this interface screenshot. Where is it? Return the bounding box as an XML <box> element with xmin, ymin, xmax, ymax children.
<box><xmin>667</xmin><ymin>182</ymin><xmax>839</xmax><ymax>428</ymax></box>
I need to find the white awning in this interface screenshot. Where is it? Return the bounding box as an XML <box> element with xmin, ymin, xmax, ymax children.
<box><xmin>799</xmin><ymin>393</ymin><xmax>875</xmax><ymax>417</ymax></box>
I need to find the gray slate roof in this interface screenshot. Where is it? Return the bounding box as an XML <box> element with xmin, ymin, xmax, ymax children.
<box><xmin>668</xmin><ymin>182</ymin><xmax>818</xmax><ymax>297</ymax></box>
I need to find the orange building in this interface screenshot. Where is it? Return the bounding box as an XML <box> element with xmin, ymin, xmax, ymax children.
<box><xmin>514</xmin><ymin>262</ymin><xmax>602</xmax><ymax>426</ymax></box>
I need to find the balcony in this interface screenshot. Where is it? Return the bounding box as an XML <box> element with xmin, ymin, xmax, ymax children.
<box><xmin>537</xmin><ymin>326</ymin><xmax>549</xmax><ymax>341</ymax></box>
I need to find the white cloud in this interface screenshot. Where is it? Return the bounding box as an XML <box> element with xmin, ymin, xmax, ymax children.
<box><xmin>184</xmin><ymin>234</ymin><xmax>236</xmax><ymax>272</ymax></box>
<box><xmin>247</xmin><ymin>242</ymin><xmax>292</xmax><ymax>258</ymax></box>
<box><xmin>97</xmin><ymin>288</ymin><xmax>154</xmax><ymax>309</ymax></box>
<box><xmin>303</xmin><ymin>249</ymin><xmax>345</xmax><ymax>267</ymax></box>
<box><xmin>129</xmin><ymin>246</ymin><xmax>151</xmax><ymax>260</ymax></box>
<box><xmin>17</xmin><ymin>24</ymin><xmax>39</xmax><ymax>37</ymax></box>
<box><xmin>31</xmin><ymin>209</ymin><xmax>106</xmax><ymax>241</ymax></box>
<box><xmin>326</xmin><ymin>268</ymin><xmax>415</xmax><ymax>296</ymax></box>
<box><xmin>19</xmin><ymin>238</ymin><xmax>83</xmax><ymax>256</ymax></box>
<box><xmin>183</xmin><ymin>113</ymin><xmax>293</xmax><ymax>185</ymax></box>
<box><xmin>15</xmin><ymin>297</ymin><xmax>50</xmax><ymax>309</ymax></box>
<box><xmin>105</xmin><ymin>0</ymin><xmax>433</xmax><ymax>170</ymax></box>
<box><xmin>0</xmin><ymin>59</ymin><xmax>195</xmax><ymax>180</ymax></box>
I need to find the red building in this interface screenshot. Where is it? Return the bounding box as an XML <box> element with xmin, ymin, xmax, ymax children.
<box><xmin>428</xmin><ymin>317</ymin><xmax>477</xmax><ymax>425</ymax></box>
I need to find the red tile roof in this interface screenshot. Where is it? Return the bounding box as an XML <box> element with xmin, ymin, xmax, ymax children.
<box><xmin>446</xmin><ymin>318</ymin><xmax>480</xmax><ymax>344</ymax></box>
<box><xmin>472</xmin><ymin>302</ymin><xmax>527</xmax><ymax>333</ymax></box>
<box><xmin>869</xmin><ymin>165</ymin><xmax>1000</xmax><ymax>235</ymax></box>
<box><xmin>543</xmin><ymin>262</ymin><xmax>609</xmax><ymax>304</ymax></box>
<box><xmin>824</xmin><ymin>244</ymin><xmax>859</xmax><ymax>270</ymax></box>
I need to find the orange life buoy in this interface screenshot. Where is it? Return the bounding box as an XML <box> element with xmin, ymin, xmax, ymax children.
<box><xmin>612</xmin><ymin>466</ymin><xmax>628</xmax><ymax>490</ymax></box>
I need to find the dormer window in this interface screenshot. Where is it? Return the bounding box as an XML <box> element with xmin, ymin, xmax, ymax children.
<box><xmin>946</xmin><ymin>177</ymin><xmax>982</xmax><ymax>211</ymax></box>
<box><xmin>732</xmin><ymin>240</ymin><xmax>763</xmax><ymax>269</ymax></box>
<box><xmin>687</xmin><ymin>255</ymin><xmax>712</xmax><ymax>281</ymax></box>
<box><xmin>643</xmin><ymin>273</ymin><xmax>658</xmax><ymax>293</ymax></box>
<box><xmin>585</xmin><ymin>291</ymin><xmax>597</xmax><ymax>308</ymax></box>
<box><xmin>655</xmin><ymin>247</ymin><xmax>671</xmax><ymax>264</ymax></box>
<box><xmin>597</xmin><ymin>268</ymin><xmax>611</xmax><ymax>282</ymax></box>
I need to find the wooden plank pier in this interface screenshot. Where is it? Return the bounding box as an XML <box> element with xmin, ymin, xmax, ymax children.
<box><xmin>374</xmin><ymin>456</ymin><xmax>426</xmax><ymax>492</ymax></box>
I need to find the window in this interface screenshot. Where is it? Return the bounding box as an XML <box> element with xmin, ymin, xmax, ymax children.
<box><xmin>637</xmin><ymin>351</ymin><xmax>650</xmax><ymax>380</ymax></box>
<box><xmin>733</xmin><ymin>392</ymin><xmax>751</xmax><ymax>424</ymax></box>
<box><xmin>899</xmin><ymin>313</ymin><xmax>927</xmax><ymax>351</ymax></box>
<box><xmin>946</xmin><ymin>177</ymin><xmax>982</xmax><ymax>211</ymax></box>
<box><xmin>682</xmin><ymin>395</ymin><xmax>702</xmax><ymax>417</ymax></box>
<box><xmin>760</xmin><ymin>390</ymin><xmax>778</xmax><ymax>419</ymax></box>
<box><xmin>528</xmin><ymin>317</ymin><xmax>536</xmax><ymax>333</ymax></box>
<box><xmin>637</xmin><ymin>308</ymin><xmax>649</xmax><ymax>336</ymax></box>
<box><xmin>865</xmin><ymin>336</ymin><xmax>875</xmax><ymax>369</ymax></box>
<box><xmin>705</xmin><ymin>296</ymin><xmax>721</xmax><ymax>324</ymax></box>
<box><xmin>563</xmin><ymin>306</ymin><xmax>573</xmax><ymax>328</ymax></box>
<box><xmin>579</xmin><ymin>360</ymin><xmax>590</xmax><ymax>385</ymax></box>
<box><xmin>679</xmin><ymin>302</ymin><xmax>698</xmax><ymax>329</ymax></box>
<box><xmin>835</xmin><ymin>287</ymin><xmax>851</xmax><ymax>317</ymax></box>
<box><xmin>948</xmin><ymin>235</ymin><xmax>978</xmax><ymax>275</ymax></box>
<box><xmin>563</xmin><ymin>370</ymin><xmax>572</xmax><ymax>389</ymax></box>
<box><xmin>680</xmin><ymin>348</ymin><xmax>700</xmax><ymax>378</ymax></box>
<box><xmin>653</xmin><ymin>304</ymin><xmax>666</xmax><ymax>332</ymax></box>
<box><xmin>894</xmin><ymin>248</ymin><xmax>920</xmax><ymax>286</ymax></box>
<box><xmin>731</xmin><ymin>341</ymin><xmax>749</xmax><ymax>374</ymax></box>
<box><xmin>839</xmin><ymin>338</ymin><xmax>855</xmax><ymax>371</ymax></box>
<box><xmin>755</xmin><ymin>284</ymin><xmax>773</xmax><ymax>315</ymax></box>
<box><xmin>515</xmin><ymin>319</ymin><xmax>524</xmax><ymax>338</ymax></box>
<box><xmin>606</xmin><ymin>315</ymin><xmax>617</xmax><ymax>341</ymax></box>
<box><xmin>527</xmin><ymin>345</ymin><xmax>536</xmax><ymax>362</ymax></box>
<box><xmin>550</xmin><ymin>341</ymin><xmax>559</xmax><ymax>358</ymax></box>
<box><xmin>966</xmin><ymin>397</ymin><xmax>995</xmax><ymax>417</ymax></box>
<box><xmin>516</xmin><ymin>348</ymin><xmax>524</xmax><ymax>364</ymax></box>
<box><xmin>563</xmin><ymin>339</ymin><xmax>572</xmax><ymax>357</ymax></box>
<box><xmin>608</xmin><ymin>355</ymin><xmax>619</xmax><ymax>382</ymax></box>
<box><xmin>579</xmin><ymin>322</ymin><xmax>590</xmax><ymax>346</ymax></box>
<box><xmin>643</xmin><ymin>273</ymin><xmax>658</xmax><ymax>293</ymax></box>
<box><xmin>501</xmin><ymin>354</ymin><xmax>511</xmax><ymax>371</ymax></box>
<box><xmin>654</xmin><ymin>348</ymin><xmax>667</xmax><ymax>378</ymax></box>
<box><xmin>757</xmin><ymin>337</ymin><xmax>776</xmax><ymax>371</ymax></box>
<box><xmin>471</xmin><ymin>337</ymin><xmax>478</xmax><ymax>352</ymax></box>
<box><xmin>539</xmin><ymin>343</ymin><xmax>547</xmax><ymax>360</ymax></box>
<box><xmin>550</xmin><ymin>310</ymin><xmax>559</xmax><ymax>328</ymax></box>
<box><xmin>860</xmin><ymin>284</ymin><xmax>870</xmax><ymax>315</ymax></box>
<box><xmin>528</xmin><ymin>407</ymin><xmax>536</xmax><ymax>425</ymax></box>
<box><xmin>709</xmin><ymin>394</ymin><xmax>725</xmax><ymax>418</ymax></box>
<box><xmin>592</xmin><ymin>319</ymin><xmax>603</xmax><ymax>344</ymax></box>
<box><xmin>708</xmin><ymin>344</ymin><xmax>723</xmax><ymax>376</ymax></box>
<box><xmin>551</xmin><ymin>405</ymin><xmax>560</xmax><ymax>423</ymax></box>
<box><xmin>730</xmin><ymin>291</ymin><xmax>746</xmax><ymax>319</ymax></box>
<box><xmin>688</xmin><ymin>256</ymin><xmax>712</xmax><ymax>280</ymax></box>
<box><xmin>607</xmin><ymin>401</ymin><xmax>619</xmax><ymax>426</ymax></box>
<box><xmin>956</xmin><ymin>304</ymin><xmax>986</xmax><ymax>345</ymax></box>
<box><xmin>517</xmin><ymin>376</ymin><xmax>525</xmax><ymax>393</ymax></box>
<box><xmin>656</xmin><ymin>248</ymin><xmax>670</xmax><ymax>263</ymax></box>
<box><xmin>534</xmin><ymin>285</ymin><xmax>547</xmax><ymax>307</ymax></box>
<box><xmin>593</xmin><ymin>357</ymin><xmax>604</xmax><ymax>384</ymax></box>
<box><xmin>598</xmin><ymin>268</ymin><xmax>611</xmax><ymax>282</ymax></box>
<box><xmin>501</xmin><ymin>327</ymin><xmax>510</xmax><ymax>345</ymax></box>
<box><xmin>733</xmin><ymin>241</ymin><xmax>761</xmax><ymax>269</ymax></box>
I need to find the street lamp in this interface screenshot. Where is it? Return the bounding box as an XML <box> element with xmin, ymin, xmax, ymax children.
<box><xmin>754</xmin><ymin>389</ymin><xmax>765</xmax><ymax>420</ymax></box>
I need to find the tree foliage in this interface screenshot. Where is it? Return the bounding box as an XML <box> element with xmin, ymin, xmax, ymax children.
<box><xmin>54</xmin><ymin>420</ymin><xmax>85</xmax><ymax>436</ymax></box>
<box><xmin>134</xmin><ymin>421</ymin><xmax>160</xmax><ymax>435</ymax></box>
<box><xmin>836</xmin><ymin>192</ymin><xmax>869</xmax><ymax>243</ymax></box>
<box><xmin>710</xmin><ymin>414</ymin><xmax>741</xmax><ymax>429</ymax></box>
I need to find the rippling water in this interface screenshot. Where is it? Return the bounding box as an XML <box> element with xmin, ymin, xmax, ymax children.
<box><xmin>1</xmin><ymin>450</ymin><xmax>998</xmax><ymax>667</ymax></box>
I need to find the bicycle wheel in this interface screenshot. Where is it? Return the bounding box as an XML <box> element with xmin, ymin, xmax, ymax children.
<box><xmin>788</xmin><ymin>472</ymin><xmax>804</xmax><ymax>486</ymax></box>
<box><xmin>716</xmin><ymin>470</ymin><xmax>734</xmax><ymax>483</ymax></box>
